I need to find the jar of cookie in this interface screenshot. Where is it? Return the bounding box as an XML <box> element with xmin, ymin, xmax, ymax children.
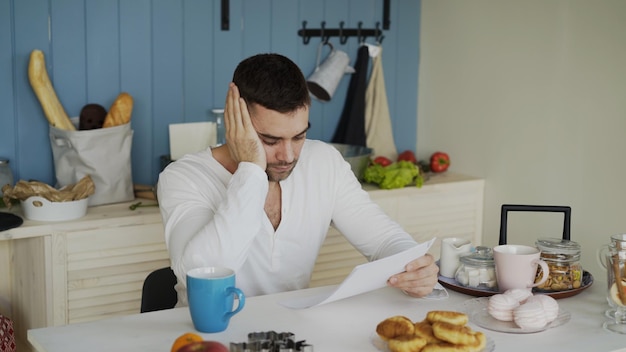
<box><xmin>534</xmin><ymin>237</ymin><xmax>582</xmax><ymax>291</ymax></box>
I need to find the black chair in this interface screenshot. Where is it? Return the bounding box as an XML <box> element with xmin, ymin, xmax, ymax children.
<box><xmin>140</xmin><ymin>267</ymin><xmax>178</xmax><ymax>313</ymax></box>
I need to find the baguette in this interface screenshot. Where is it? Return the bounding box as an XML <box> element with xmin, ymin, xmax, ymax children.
<box><xmin>103</xmin><ymin>92</ymin><xmax>133</xmax><ymax>128</ymax></box>
<box><xmin>28</xmin><ymin>50</ymin><xmax>75</xmax><ymax>130</ymax></box>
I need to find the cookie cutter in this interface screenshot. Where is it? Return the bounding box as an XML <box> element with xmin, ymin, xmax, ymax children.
<box><xmin>229</xmin><ymin>331</ymin><xmax>313</xmax><ymax>352</ymax></box>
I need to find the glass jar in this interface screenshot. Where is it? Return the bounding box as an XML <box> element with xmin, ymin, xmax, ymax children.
<box><xmin>0</xmin><ymin>158</ymin><xmax>14</xmax><ymax>197</ymax></box>
<box><xmin>211</xmin><ymin>108</ymin><xmax>226</xmax><ymax>146</ymax></box>
<box><xmin>535</xmin><ymin>237</ymin><xmax>582</xmax><ymax>291</ymax></box>
<box><xmin>454</xmin><ymin>246</ymin><xmax>497</xmax><ymax>290</ymax></box>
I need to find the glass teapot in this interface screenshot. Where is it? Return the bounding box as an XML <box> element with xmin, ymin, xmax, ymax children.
<box><xmin>598</xmin><ymin>233</ymin><xmax>626</xmax><ymax>334</ymax></box>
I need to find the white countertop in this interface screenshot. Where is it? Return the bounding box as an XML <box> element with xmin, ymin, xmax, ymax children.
<box><xmin>28</xmin><ymin>276</ymin><xmax>626</xmax><ymax>352</ymax></box>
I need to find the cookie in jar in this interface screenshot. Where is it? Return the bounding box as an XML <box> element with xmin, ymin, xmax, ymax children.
<box><xmin>534</xmin><ymin>237</ymin><xmax>582</xmax><ymax>291</ymax></box>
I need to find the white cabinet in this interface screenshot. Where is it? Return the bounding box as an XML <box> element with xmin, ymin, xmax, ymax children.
<box><xmin>0</xmin><ymin>173</ymin><xmax>483</xmax><ymax>351</ymax></box>
<box><xmin>310</xmin><ymin>173</ymin><xmax>484</xmax><ymax>287</ymax></box>
<box><xmin>1</xmin><ymin>202</ymin><xmax>168</xmax><ymax>351</ymax></box>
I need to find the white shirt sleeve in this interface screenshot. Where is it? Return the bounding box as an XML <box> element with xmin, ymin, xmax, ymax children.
<box><xmin>327</xmin><ymin>148</ymin><xmax>418</xmax><ymax>261</ymax></box>
<box><xmin>157</xmin><ymin>155</ymin><xmax>268</xmax><ymax>288</ymax></box>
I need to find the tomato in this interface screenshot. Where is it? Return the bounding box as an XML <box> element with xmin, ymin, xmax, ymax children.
<box><xmin>373</xmin><ymin>156</ymin><xmax>392</xmax><ymax>167</ymax></box>
<box><xmin>397</xmin><ymin>150</ymin><xmax>417</xmax><ymax>164</ymax></box>
<box><xmin>430</xmin><ymin>152</ymin><xmax>450</xmax><ymax>173</ymax></box>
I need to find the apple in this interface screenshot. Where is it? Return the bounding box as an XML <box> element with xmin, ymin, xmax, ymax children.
<box><xmin>176</xmin><ymin>341</ymin><xmax>229</xmax><ymax>352</ymax></box>
<box><xmin>610</xmin><ymin>281</ymin><xmax>626</xmax><ymax>307</ymax></box>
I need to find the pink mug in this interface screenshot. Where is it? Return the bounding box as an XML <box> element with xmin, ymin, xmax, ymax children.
<box><xmin>493</xmin><ymin>244</ymin><xmax>550</xmax><ymax>292</ymax></box>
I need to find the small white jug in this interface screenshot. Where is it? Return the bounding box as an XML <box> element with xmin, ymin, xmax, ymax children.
<box><xmin>439</xmin><ymin>237</ymin><xmax>472</xmax><ymax>278</ymax></box>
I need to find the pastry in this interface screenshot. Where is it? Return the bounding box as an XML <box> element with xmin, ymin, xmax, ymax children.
<box><xmin>387</xmin><ymin>335</ymin><xmax>428</xmax><ymax>352</ymax></box>
<box><xmin>487</xmin><ymin>293</ymin><xmax>519</xmax><ymax>321</ymax></box>
<box><xmin>431</xmin><ymin>321</ymin><xmax>478</xmax><ymax>345</ymax></box>
<box><xmin>413</xmin><ymin>321</ymin><xmax>440</xmax><ymax>344</ymax></box>
<box><xmin>426</xmin><ymin>310</ymin><xmax>469</xmax><ymax>326</ymax></box>
<box><xmin>513</xmin><ymin>300</ymin><xmax>548</xmax><ymax>330</ymax></box>
<box><xmin>28</xmin><ymin>49</ymin><xmax>75</xmax><ymax>130</ymax></box>
<box><xmin>79</xmin><ymin>103</ymin><xmax>107</xmax><ymax>130</ymax></box>
<box><xmin>503</xmin><ymin>288</ymin><xmax>533</xmax><ymax>303</ymax></box>
<box><xmin>376</xmin><ymin>315</ymin><xmax>415</xmax><ymax>341</ymax></box>
<box><xmin>103</xmin><ymin>92</ymin><xmax>133</xmax><ymax>127</ymax></box>
<box><xmin>527</xmin><ymin>295</ymin><xmax>559</xmax><ymax>322</ymax></box>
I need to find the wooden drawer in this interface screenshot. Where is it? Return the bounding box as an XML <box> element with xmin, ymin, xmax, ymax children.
<box><xmin>62</xmin><ymin>223</ymin><xmax>170</xmax><ymax>323</ymax></box>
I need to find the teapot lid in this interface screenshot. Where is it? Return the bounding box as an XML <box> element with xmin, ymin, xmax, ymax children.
<box><xmin>459</xmin><ymin>246</ymin><xmax>494</xmax><ymax>267</ymax></box>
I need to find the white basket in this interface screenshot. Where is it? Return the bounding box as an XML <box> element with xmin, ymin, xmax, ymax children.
<box><xmin>22</xmin><ymin>196</ymin><xmax>88</xmax><ymax>222</ymax></box>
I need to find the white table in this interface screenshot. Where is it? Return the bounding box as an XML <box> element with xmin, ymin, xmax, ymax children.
<box><xmin>28</xmin><ymin>279</ymin><xmax>626</xmax><ymax>352</ymax></box>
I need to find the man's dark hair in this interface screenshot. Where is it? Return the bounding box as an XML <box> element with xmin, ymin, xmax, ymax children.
<box><xmin>233</xmin><ymin>53</ymin><xmax>311</xmax><ymax>113</ymax></box>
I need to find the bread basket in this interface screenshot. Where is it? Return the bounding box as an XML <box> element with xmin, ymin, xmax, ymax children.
<box><xmin>22</xmin><ymin>196</ymin><xmax>88</xmax><ymax>222</ymax></box>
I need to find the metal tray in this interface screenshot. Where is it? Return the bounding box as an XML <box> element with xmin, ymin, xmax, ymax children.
<box><xmin>438</xmin><ymin>270</ymin><xmax>593</xmax><ymax>299</ymax></box>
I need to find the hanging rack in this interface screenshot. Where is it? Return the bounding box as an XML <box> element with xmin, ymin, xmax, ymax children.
<box><xmin>297</xmin><ymin>0</ymin><xmax>390</xmax><ymax>45</ymax></box>
<box><xmin>298</xmin><ymin>21</ymin><xmax>384</xmax><ymax>45</ymax></box>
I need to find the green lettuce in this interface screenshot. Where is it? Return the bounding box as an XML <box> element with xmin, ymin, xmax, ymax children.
<box><xmin>363</xmin><ymin>160</ymin><xmax>423</xmax><ymax>189</ymax></box>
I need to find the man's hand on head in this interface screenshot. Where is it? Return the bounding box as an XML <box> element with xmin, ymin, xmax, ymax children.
<box><xmin>224</xmin><ymin>83</ymin><xmax>266</xmax><ymax>170</ymax></box>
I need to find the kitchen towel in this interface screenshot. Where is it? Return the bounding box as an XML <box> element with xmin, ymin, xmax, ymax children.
<box><xmin>365</xmin><ymin>46</ymin><xmax>398</xmax><ymax>160</ymax></box>
<box><xmin>331</xmin><ymin>45</ymin><xmax>370</xmax><ymax>146</ymax></box>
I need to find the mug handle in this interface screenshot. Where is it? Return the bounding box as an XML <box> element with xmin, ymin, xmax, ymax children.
<box><xmin>529</xmin><ymin>259</ymin><xmax>550</xmax><ymax>288</ymax></box>
<box><xmin>225</xmin><ymin>287</ymin><xmax>245</xmax><ymax>319</ymax></box>
<box><xmin>597</xmin><ymin>244</ymin><xmax>609</xmax><ymax>270</ymax></box>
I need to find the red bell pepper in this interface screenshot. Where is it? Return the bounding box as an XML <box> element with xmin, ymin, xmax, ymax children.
<box><xmin>430</xmin><ymin>152</ymin><xmax>450</xmax><ymax>173</ymax></box>
<box><xmin>373</xmin><ymin>156</ymin><xmax>392</xmax><ymax>167</ymax></box>
<box><xmin>397</xmin><ymin>150</ymin><xmax>417</xmax><ymax>164</ymax></box>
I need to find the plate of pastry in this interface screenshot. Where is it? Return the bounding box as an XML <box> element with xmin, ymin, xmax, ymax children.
<box><xmin>371</xmin><ymin>311</ymin><xmax>495</xmax><ymax>352</ymax></box>
<box><xmin>462</xmin><ymin>296</ymin><xmax>571</xmax><ymax>334</ymax></box>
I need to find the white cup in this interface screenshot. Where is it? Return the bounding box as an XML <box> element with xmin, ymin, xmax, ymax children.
<box><xmin>493</xmin><ymin>244</ymin><xmax>550</xmax><ymax>292</ymax></box>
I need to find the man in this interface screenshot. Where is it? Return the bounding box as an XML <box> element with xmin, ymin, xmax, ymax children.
<box><xmin>157</xmin><ymin>53</ymin><xmax>438</xmax><ymax>305</ymax></box>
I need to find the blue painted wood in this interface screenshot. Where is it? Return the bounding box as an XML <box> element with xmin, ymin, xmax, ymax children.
<box><xmin>183</xmin><ymin>0</ymin><xmax>215</xmax><ymax>124</ymax></box>
<box><xmin>0</xmin><ymin>0</ymin><xmax>17</xmax><ymax>167</ymax></box>
<box><xmin>152</xmin><ymin>0</ymin><xmax>184</xmax><ymax>180</ymax></box>
<box><xmin>51</xmin><ymin>0</ymin><xmax>86</xmax><ymax>118</ymax></box>
<box><xmin>85</xmin><ymin>1</ymin><xmax>120</xmax><ymax>107</ymax></box>
<box><xmin>391</xmin><ymin>0</ymin><xmax>420</xmax><ymax>153</ymax></box>
<box><xmin>0</xmin><ymin>0</ymin><xmax>420</xmax><ymax>187</ymax></box>
<box><xmin>13</xmin><ymin>0</ymin><xmax>53</xmax><ymax>183</ymax></box>
<box><xmin>120</xmin><ymin>0</ymin><xmax>153</xmax><ymax>184</ymax></box>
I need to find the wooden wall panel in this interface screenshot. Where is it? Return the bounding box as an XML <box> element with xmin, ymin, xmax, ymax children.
<box><xmin>0</xmin><ymin>0</ymin><xmax>421</xmax><ymax>186</ymax></box>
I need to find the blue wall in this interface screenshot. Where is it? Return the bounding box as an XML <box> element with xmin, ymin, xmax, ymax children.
<box><xmin>0</xmin><ymin>0</ymin><xmax>420</xmax><ymax>186</ymax></box>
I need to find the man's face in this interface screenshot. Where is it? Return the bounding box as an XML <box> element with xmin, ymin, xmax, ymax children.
<box><xmin>248</xmin><ymin>104</ymin><xmax>309</xmax><ymax>182</ymax></box>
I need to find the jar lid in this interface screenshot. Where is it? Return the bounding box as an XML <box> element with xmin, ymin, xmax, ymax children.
<box><xmin>459</xmin><ymin>246</ymin><xmax>494</xmax><ymax>267</ymax></box>
<box><xmin>536</xmin><ymin>237</ymin><xmax>581</xmax><ymax>255</ymax></box>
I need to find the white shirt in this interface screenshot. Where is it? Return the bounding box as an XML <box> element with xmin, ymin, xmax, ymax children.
<box><xmin>157</xmin><ymin>140</ymin><xmax>417</xmax><ymax>305</ymax></box>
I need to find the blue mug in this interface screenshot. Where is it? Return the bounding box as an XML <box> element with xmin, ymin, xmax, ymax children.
<box><xmin>186</xmin><ymin>267</ymin><xmax>245</xmax><ymax>333</ymax></box>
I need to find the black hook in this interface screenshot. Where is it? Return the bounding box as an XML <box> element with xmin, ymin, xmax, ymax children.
<box><xmin>301</xmin><ymin>21</ymin><xmax>310</xmax><ymax>45</ymax></box>
<box><xmin>320</xmin><ymin>21</ymin><xmax>329</xmax><ymax>44</ymax></box>
<box><xmin>375</xmin><ymin>22</ymin><xmax>384</xmax><ymax>44</ymax></box>
<box><xmin>339</xmin><ymin>21</ymin><xmax>348</xmax><ymax>45</ymax></box>
<box><xmin>357</xmin><ymin>21</ymin><xmax>364</xmax><ymax>44</ymax></box>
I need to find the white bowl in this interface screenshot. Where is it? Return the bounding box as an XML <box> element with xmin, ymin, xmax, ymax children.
<box><xmin>22</xmin><ymin>196</ymin><xmax>88</xmax><ymax>222</ymax></box>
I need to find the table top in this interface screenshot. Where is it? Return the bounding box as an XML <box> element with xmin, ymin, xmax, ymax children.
<box><xmin>28</xmin><ymin>278</ymin><xmax>626</xmax><ymax>352</ymax></box>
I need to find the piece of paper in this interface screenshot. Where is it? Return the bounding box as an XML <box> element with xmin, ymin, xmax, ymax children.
<box><xmin>279</xmin><ymin>238</ymin><xmax>436</xmax><ymax>309</ymax></box>
<box><xmin>169</xmin><ymin>122</ymin><xmax>216</xmax><ymax>160</ymax></box>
